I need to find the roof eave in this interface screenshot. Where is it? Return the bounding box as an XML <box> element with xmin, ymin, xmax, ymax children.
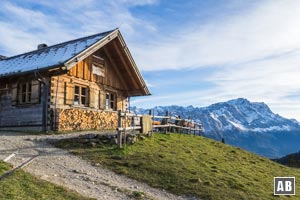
<box><xmin>64</xmin><ymin>29</ymin><xmax>119</xmax><ymax>69</ymax></box>
<box><xmin>116</xmin><ymin>31</ymin><xmax>151</xmax><ymax>96</ymax></box>
<box><xmin>0</xmin><ymin>64</ymin><xmax>63</xmax><ymax>79</ymax></box>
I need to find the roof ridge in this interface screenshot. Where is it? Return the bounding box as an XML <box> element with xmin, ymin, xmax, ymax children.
<box><xmin>1</xmin><ymin>28</ymin><xmax>117</xmax><ymax>61</ymax></box>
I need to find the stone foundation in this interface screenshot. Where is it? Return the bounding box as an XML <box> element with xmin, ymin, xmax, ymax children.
<box><xmin>68</xmin><ymin>133</ymin><xmax>145</xmax><ymax>147</ymax></box>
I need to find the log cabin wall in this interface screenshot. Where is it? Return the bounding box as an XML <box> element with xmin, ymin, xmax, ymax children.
<box><xmin>0</xmin><ymin>76</ymin><xmax>45</xmax><ymax>131</ymax></box>
<box><xmin>50</xmin><ymin>49</ymin><xmax>129</xmax><ymax>131</ymax></box>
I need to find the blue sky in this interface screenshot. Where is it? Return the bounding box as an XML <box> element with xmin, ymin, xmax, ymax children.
<box><xmin>1</xmin><ymin>0</ymin><xmax>300</xmax><ymax>120</ymax></box>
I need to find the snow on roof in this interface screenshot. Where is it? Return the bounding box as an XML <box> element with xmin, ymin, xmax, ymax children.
<box><xmin>0</xmin><ymin>30</ymin><xmax>115</xmax><ymax>77</ymax></box>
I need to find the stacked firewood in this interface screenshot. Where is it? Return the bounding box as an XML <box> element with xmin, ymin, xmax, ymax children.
<box><xmin>121</xmin><ymin>116</ymin><xmax>133</xmax><ymax>128</ymax></box>
<box><xmin>55</xmin><ymin>108</ymin><xmax>119</xmax><ymax>131</ymax></box>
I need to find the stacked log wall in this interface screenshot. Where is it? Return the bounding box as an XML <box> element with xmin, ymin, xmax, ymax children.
<box><xmin>0</xmin><ymin>79</ymin><xmax>44</xmax><ymax>131</ymax></box>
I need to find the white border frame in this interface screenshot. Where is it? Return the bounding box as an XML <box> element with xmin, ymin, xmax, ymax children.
<box><xmin>274</xmin><ymin>177</ymin><xmax>295</xmax><ymax>196</ymax></box>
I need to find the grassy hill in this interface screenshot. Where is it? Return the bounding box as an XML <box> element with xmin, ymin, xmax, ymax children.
<box><xmin>0</xmin><ymin>161</ymin><xmax>93</xmax><ymax>200</ymax></box>
<box><xmin>56</xmin><ymin>133</ymin><xmax>300</xmax><ymax>200</ymax></box>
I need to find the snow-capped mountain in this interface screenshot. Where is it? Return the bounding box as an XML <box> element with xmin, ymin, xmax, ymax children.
<box><xmin>195</xmin><ymin>98</ymin><xmax>300</xmax><ymax>134</ymax></box>
<box><xmin>131</xmin><ymin>98</ymin><xmax>300</xmax><ymax>158</ymax></box>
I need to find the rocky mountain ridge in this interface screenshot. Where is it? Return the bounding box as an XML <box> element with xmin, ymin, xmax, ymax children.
<box><xmin>131</xmin><ymin>98</ymin><xmax>300</xmax><ymax>158</ymax></box>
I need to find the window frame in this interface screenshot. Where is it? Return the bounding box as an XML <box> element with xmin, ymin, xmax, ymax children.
<box><xmin>74</xmin><ymin>85</ymin><xmax>88</xmax><ymax>106</ymax></box>
<box><xmin>18</xmin><ymin>81</ymin><xmax>32</xmax><ymax>104</ymax></box>
<box><xmin>105</xmin><ymin>91</ymin><xmax>116</xmax><ymax>111</ymax></box>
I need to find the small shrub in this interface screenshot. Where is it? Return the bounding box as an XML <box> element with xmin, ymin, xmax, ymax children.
<box><xmin>131</xmin><ymin>191</ymin><xmax>145</xmax><ymax>199</ymax></box>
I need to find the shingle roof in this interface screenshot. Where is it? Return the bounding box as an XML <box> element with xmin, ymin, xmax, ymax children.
<box><xmin>0</xmin><ymin>29</ymin><xmax>115</xmax><ymax>77</ymax></box>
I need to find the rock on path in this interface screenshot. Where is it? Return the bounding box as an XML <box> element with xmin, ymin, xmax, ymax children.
<box><xmin>0</xmin><ymin>132</ymin><xmax>192</xmax><ymax>200</ymax></box>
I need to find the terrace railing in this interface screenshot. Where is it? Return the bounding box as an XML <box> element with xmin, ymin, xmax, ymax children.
<box><xmin>116</xmin><ymin>110</ymin><xmax>203</xmax><ymax>148</ymax></box>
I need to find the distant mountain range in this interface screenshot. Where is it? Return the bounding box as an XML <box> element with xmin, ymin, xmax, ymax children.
<box><xmin>131</xmin><ymin>98</ymin><xmax>300</xmax><ymax>158</ymax></box>
<box><xmin>273</xmin><ymin>151</ymin><xmax>300</xmax><ymax>168</ymax></box>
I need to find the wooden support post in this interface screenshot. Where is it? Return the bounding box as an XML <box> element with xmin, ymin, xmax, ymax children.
<box><xmin>131</xmin><ymin>115</ymin><xmax>135</xmax><ymax>134</ymax></box>
<box><xmin>117</xmin><ymin>131</ymin><xmax>122</xmax><ymax>148</ymax></box>
<box><xmin>180</xmin><ymin>120</ymin><xmax>183</xmax><ymax>134</ymax></box>
<box><xmin>123</xmin><ymin>132</ymin><xmax>126</xmax><ymax>147</ymax></box>
<box><xmin>124</xmin><ymin>111</ymin><xmax>127</xmax><ymax>146</ymax></box>
<box><xmin>168</xmin><ymin>112</ymin><xmax>171</xmax><ymax>132</ymax></box>
<box><xmin>164</xmin><ymin>111</ymin><xmax>169</xmax><ymax>134</ymax></box>
<box><xmin>151</xmin><ymin>109</ymin><xmax>154</xmax><ymax>135</ymax></box>
<box><xmin>148</xmin><ymin>109</ymin><xmax>153</xmax><ymax>135</ymax></box>
<box><xmin>41</xmin><ymin>78</ymin><xmax>49</xmax><ymax>132</ymax></box>
<box><xmin>117</xmin><ymin>110</ymin><xmax>122</xmax><ymax>148</ymax></box>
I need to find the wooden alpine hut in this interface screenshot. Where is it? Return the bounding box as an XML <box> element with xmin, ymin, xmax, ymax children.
<box><xmin>0</xmin><ymin>29</ymin><xmax>150</xmax><ymax>131</ymax></box>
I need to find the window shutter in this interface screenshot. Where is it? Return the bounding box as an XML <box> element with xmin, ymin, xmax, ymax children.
<box><xmin>89</xmin><ymin>88</ymin><xmax>96</xmax><ymax>108</ymax></box>
<box><xmin>31</xmin><ymin>80</ymin><xmax>40</xmax><ymax>103</ymax></box>
<box><xmin>98</xmin><ymin>90</ymin><xmax>101</xmax><ymax>109</ymax></box>
<box><xmin>99</xmin><ymin>91</ymin><xmax>105</xmax><ymax>109</ymax></box>
<box><xmin>65</xmin><ymin>82</ymin><xmax>74</xmax><ymax>105</ymax></box>
<box><xmin>117</xmin><ymin>96</ymin><xmax>123</xmax><ymax>111</ymax></box>
<box><xmin>11</xmin><ymin>83</ymin><xmax>18</xmax><ymax>106</ymax></box>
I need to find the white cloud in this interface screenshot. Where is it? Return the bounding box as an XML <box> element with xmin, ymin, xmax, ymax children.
<box><xmin>0</xmin><ymin>0</ymin><xmax>157</xmax><ymax>56</ymax></box>
<box><xmin>134</xmin><ymin>0</ymin><xmax>300</xmax><ymax>71</ymax></box>
<box><xmin>130</xmin><ymin>0</ymin><xmax>300</xmax><ymax>119</ymax></box>
<box><xmin>118</xmin><ymin>0</ymin><xmax>158</xmax><ymax>6</ymax></box>
<box><xmin>0</xmin><ymin>1</ymin><xmax>75</xmax><ymax>55</ymax></box>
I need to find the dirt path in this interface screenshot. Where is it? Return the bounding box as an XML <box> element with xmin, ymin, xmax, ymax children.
<box><xmin>0</xmin><ymin>131</ymin><xmax>192</xmax><ymax>200</ymax></box>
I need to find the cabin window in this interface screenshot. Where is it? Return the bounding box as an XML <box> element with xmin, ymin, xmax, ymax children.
<box><xmin>18</xmin><ymin>82</ymin><xmax>32</xmax><ymax>104</ymax></box>
<box><xmin>105</xmin><ymin>92</ymin><xmax>116</xmax><ymax>110</ymax></box>
<box><xmin>0</xmin><ymin>84</ymin><xmax>9</xmax><ymax>96</ymax></box>
<box><xmin>16</xmin><ymin>80</ymin><xmax>40</xmax><ymax>105</ymax></box>
<box><xmin>74</xmin><ymin>85</ymin><xmax>87</xmax><ymax>106</ymax></box>
<box><xmin>20</xmin><ymin>82</ymin><xmax>32</xmax><ymax>103</ymax></box>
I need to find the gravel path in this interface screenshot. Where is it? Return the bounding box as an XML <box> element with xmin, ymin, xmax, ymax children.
<box><xmin>0</xmin><ymin>131</ymin><xmax>192</xmax><ymax>200</ymax></box>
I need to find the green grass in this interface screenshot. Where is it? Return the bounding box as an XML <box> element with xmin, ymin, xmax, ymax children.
<box><xmin>0</xmin><ymin>161</ymin><xmax>93</xmax><ymax>200</ymax></box>
<box><xmin>55</xmin><ymin>133</ymin><xmax>300</xmax><ymax>200</ymax></box>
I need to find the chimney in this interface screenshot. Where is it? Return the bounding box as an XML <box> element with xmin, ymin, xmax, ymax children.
<box><xmin>37</xmin><ymin>43</ymin><xmax>48</xmax><ymax>50</ymax></box>
<box><xmin>0</xmin><ymin>55</ymin><xmax>7</xmax><ymax>60</ymax></box>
